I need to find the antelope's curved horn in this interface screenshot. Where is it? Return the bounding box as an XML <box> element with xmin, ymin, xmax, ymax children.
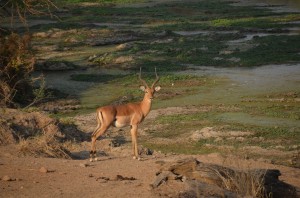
<box><xmin>139</xmin><ymin>67</ymin><xmax>148</xmax><ymax>87</ymax></box>
<box><xmin>151</xmin><ymin>67</ymin><xmax>160</xmax><ymax>88</ymax></box>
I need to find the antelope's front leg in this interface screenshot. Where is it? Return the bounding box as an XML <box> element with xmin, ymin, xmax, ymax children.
<box><xmin>130</xmin><ymin>125</ymin><xmax>139</xmax><ymax>160</ymax></box>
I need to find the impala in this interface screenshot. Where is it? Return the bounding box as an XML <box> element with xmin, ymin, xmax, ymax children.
<box><xmin>90</xmin><ymin>68</ymin><xmax>161</xmax><ymax>161</ymax></box>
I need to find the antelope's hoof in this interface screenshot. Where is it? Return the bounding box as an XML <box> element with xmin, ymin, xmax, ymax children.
<box><xmin>133</xmin><ymin>156</ymin><xmax>141</xmax><ymax>161</ymax></box>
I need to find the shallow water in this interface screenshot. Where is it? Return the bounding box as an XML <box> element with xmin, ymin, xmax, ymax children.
<box><xmin>258</xmin><ymin>0</ymin><xmax>300</xmax><ymax>10</ymax></box>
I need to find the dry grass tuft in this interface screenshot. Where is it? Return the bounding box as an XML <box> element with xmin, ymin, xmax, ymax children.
<box><xmin>17</xmin><ymin>134</ymin><xmax>72</xmax><ymax>159</ymax></box>
<box><xmin>211</xmin><ymin>167</ymin><xmax>267</xmax><ymax>198</ymax></box>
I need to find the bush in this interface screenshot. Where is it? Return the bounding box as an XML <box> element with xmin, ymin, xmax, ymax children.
<box><xmin>0</xmin><ymin>32</ymin><xmax>36</xmax><ymax>107</ymax></box>
<box><xmin>0</xmin><ymin>0</ymin><xmax>56</xmax><ymax>107</ymax></box>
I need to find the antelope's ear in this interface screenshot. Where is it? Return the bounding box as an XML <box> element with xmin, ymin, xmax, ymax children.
<box><xmin>155</xmin><ymin>86</ymin><xmax>161</xmax><ymax>92</ymax></box>
<box><xmin>140</xmin><ymin>85</ymin><xmax>146</xmax><ymax>91</ymax></box>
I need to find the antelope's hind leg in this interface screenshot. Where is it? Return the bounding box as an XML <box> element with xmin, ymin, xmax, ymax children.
<box><xmin>90</xmin><ymin>125</ymin><xmax>108</xmax><ymax>162</ymax></box>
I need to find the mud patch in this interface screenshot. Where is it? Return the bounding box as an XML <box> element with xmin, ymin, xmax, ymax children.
<box><xmin>190</xmin><ymin>127</ymin><xmax>253</xmax><ymax>141</ymax></box>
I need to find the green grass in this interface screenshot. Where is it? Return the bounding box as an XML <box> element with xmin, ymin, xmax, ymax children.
<box><xmin>143</xmin><ymin>100</ymin><xmax>299</xmax><ymax>159</ymax></box>
<box><xmin>17</xmin><ymin>0</ymin><xmax>300</xmax><ymax>166</ymax></box>
<box><xmin>128</xmin><ymin>34</ymin><xmax>236</xmax><ymax>67</ymax></box>
<box><xmin>236</xmin><ymin>35</ymin><xmax>300</xmax><ymax>66</ymax></box>
<box><xmin>73</xmin><ymin>73</ymin><xmax>209</xmax><ymax>113</ymax></box>
<box><xmin>211</xmin><ymin>14</ymin><xmax>300</xmax><ymax>29</ymax></box>
<box><xmin>26</xmin><ymin>0</ymin><xmax>300</xmax><ymax>70</ymax></box>
<box><xmin>57</xmin><ymin>0</ymin><xmax>277</xmax><ymax>25</ymax></box>
<box><xmin>71</xmin><ymin>72</ymin><xmax>207</xmax><ymax>85</ymax></box>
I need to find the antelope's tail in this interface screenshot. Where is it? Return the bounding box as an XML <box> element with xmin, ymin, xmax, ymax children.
<box><xmin>92</xmin><ymin>111</ymin><xmax>103</xmax><ymax>136</ymax></box>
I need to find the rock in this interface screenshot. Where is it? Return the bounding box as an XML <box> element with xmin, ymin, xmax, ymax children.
<box><xmin>39</xmin><ymin>167</ymin><xmax>48</xmax><ymax>173</ymax></box>
<box><xmin>2</xmin><ymin>175</ymin><xmax>13</xmax><ymax>181</ymax></box>
<box><xmin>88</xmin><ymin>54</ymin><xmax>97</xmax><ymax>61</ymax></box>
<box><xmin>214</xmin><ymin>137</ymin><xmax>223</xmax><ymax>142</ymax></box>
<box><xmin>200</xmin><ymin>46</ymin><xmax>208</xmax><ymax>51</ymax></box>
<box><xmin>109</xmin><ymin>140</ymin><xmax>121</xmax><ymax>147</ymax></box>
<box><xmin>114</xmin><ymin>56</ymin><xmax>134</xmax><ymax>64</ymax></box>
<box><xmin>219</xmin><ymin>50</ymin><xmax>233</xmax><ymax>55</ymax></box>
<box><xmin>114</xmin><ymin>175</ymin><xmax>136</xmax><ymax>181</ymax></box>
<box><xmin>154</xmin><ymin>30</ymin><xmax>168</xmax><ymax>37</ymax></box>
<box><xmin>151</xmin><ymin>171</ymin><xmax>171</xmax><ymax>188</ymax></box>
<box><xmin>213</xmin><ymin>57</ymin><xmax>223</xmax><ymax>61</ymax></box>
<box><xmin>190</xmin><ymin>127</ymin><xmax>253</xmax><ymax>141</ymax></box>
<box><xmin>50</xmin><ymin>30</ymin><xmax>64</xmax><ymax>38</ymax></box>
<box><xmin>275</xmin><ymin>145</ymin><xmax>285</xmax><ymax>149</ymax></box>
<box><xmin>33</xmin><ymin>32</ymin><xmax>49</xmax><ymax>38</ymax></box>
<box><xmin>190</xmin><ymin>127</ymin><xmax>215</xmax><ymax>140</ymax></box>
<box><xmin>116</xmin><ymin>43</ymin><xmax>132</xmax><ymax>50</ymax></box>
<box><xmin>236</xmin><ymin>137</ymin><xmax>245</xmax><ymax>141</ymax></box>
<box><xmin>64</xmin><ymin>37</ymin><xmax>79</xmax><ymax>43</ymax></box>
<box><xmin>96</xmin><ymin>176</ymin><xmax>110</xmax><ymax>183</ymax></box>
<box><xmin>228</xmin><ymin>57</ymin><xmax>241</xmax><ymax>62</ymax></box>
<box><xmin>139</xmin><ymin>147</ymin><xmax>153</xmax><ymax>155</ymax></box>
<box><xmin>79</xmin><ymin>163</ymin><xmax>88</xmax><ymax>168</ymax></box>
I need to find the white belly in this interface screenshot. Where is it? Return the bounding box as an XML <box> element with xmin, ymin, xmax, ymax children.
<box><xmin>113</xmin><ymin>120</ymin><xmax>127</xmax><ymax>128</ymax></box>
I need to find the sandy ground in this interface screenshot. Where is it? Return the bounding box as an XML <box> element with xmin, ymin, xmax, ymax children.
<box><xmin>1</xmin><ymin>150</ymin><xmax>300</xmax><ymax>197</ymax></box>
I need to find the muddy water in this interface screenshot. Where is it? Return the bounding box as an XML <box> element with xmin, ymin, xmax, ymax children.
<box><xmin>257</xmin><ymin>0</ymin><xmax>300</xmax><ymax>10</ymax></box>
<box><xmin>235</xmin><ymin>0</ymin><xmax>300</xmax><ymax>12</ymax></box>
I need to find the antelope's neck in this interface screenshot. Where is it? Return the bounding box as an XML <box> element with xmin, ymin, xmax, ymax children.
<box><xmin>140</xmin><ymin>96</ymin><xmax>152</xmax><ymax>117</ymax></box>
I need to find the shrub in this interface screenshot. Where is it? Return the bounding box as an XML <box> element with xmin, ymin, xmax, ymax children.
<box><xmin>0</xmin><ymin>32</ymin><xmax>36</xmax><ymax>107</ymax></box>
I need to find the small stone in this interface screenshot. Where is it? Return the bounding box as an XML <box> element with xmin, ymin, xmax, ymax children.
<box><xmin>96</xmin><ymin>176</ymin><xmax>110</xmax><ymax>183</ymax></box>
<box><xmin>213</xmin><ymin>57</ymin><xmax>223</xmax><ymax>61</ymax></box>
<box><xmin>2</xmin><ymin>175</ymin><xmax>12</xmax><ymax>181</ymax></box>
<box><xmin>151</xmin><ymin>171</ymin><xmax>170</xmax><ymax>188</ymax></box>
<box><xmin>214</xmin><ymin>137</ymin><xmax>223</xmax><ymax>142</ymax></box>
<box><xmin>114</xmin><ymin>56</ymin><xmax>134</xmax><ymax>64</ymax></box>
<box><xmin>39</xmin><ymin>167</ymin><xmax>48</xmax><ymax>173</ymax></box>
<box><xmin>236</xmin><ymin>137</ymin><xmax>245</xmax><ymax>141</ymax></box>
<box><xmin>219</xmin><ymin>50</ymin><xmax>233</xmax><ymax>55</ymax></box>
<box><xmin>228</xmin><ymin>57</ymin><xmax>241</xmax><ymax>62</ymax></box>
<box><xmin>79</xmin><ymin>163</ymin><xmax>88</xmax><ymax>168</ymax></box>
<box><xmin>88</xmin><ymin>54</ymin><xmax>97</xmax><ymax>61</ymax></box>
